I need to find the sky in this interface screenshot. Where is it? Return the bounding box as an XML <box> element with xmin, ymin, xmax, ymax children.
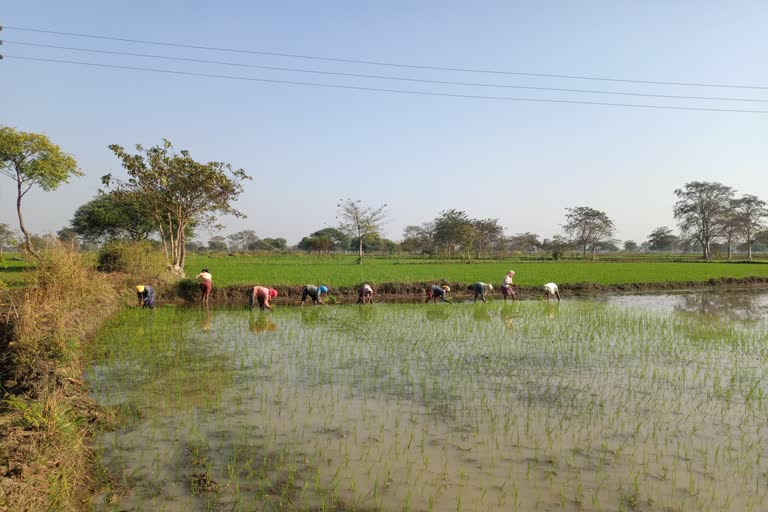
<box><xmin>2</xmin><ymin>1</ymin><xmax>767</xmax><ymax>246</ymax></box>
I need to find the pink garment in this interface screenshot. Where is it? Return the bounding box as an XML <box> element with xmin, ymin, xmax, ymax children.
<box><xmin>253</xmin><ymin>286</ymin><xmax>270</xmax><ymax>299</ymax></box>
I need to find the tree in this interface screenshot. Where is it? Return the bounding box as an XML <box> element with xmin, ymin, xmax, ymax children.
<box><xmin>472</xmin><ymin>218</ymin><xmax>504</xmax><ymax>258</ymax></box>
<box><xmin>433</xmin><ymin>209</ymin><xmax>472</xmax><ymax>258</ymax></box>
<box><xmin>71</xmin><ymin>191</ymin><xmax>156</xmax><ymax>244</ymax></box>
<box><xmin>401</xmin><ymin>222</ymin><xmax>436</xmax><ymax>255</ymax></box>
<box><xmin>508</xmin><ymin>232</ymin><xmax>541</xmax><ymax>254</ymax></box>
<box><xmin>541</xmin><ymin>235</ymin><xmax>572</xmax><ymax>261</ymax></box>
<box><xmin>0</xmin><ymin>224</ymin><xmax>17</xmax><ymax>255</ymax></box>
<box><xmin>562</xmin><ymin>207</ymin><xmax>615</xmax><ymax>260</ymax></box>
<box><xmin>228</xmin><ymin>230</ymin><xmax>259</xmax><ymax>252</ymax></box>
<box><xmin>106</xmin><ymin>140</ymin><xmax>250</xmax><ymax>272</ymax></box>
<box><xmin>57</xmin><ymin>227</ymin><xmax>80</xmax><ymax>250</ymax></box>
<box><xmin>647</xmin><ymin>226</ymin><xmax>678</xmax><ymax>252</ymax></box>
<box><xmin>673</xmin><ymin>181</ymin><xmax>734</xmax><ymax>261</ymax></box>
<box><xmin>336</xmin><ymin>199</ymin><xmax>388</xmax><ymax>264</ymax></box>
<box><xmin>261</xmin><ymin>238</ymin><xmax>287</xmax><ymax>251</ymax></box>
<box><xmin>207</xmin><ymin>236</ymin><xmax>228</xmax><ymax>252</ymax></box>
<box><xmin>0</xmin><ymin>127</ymin><xmax>81</xmax><ymax>260</ymax></box>
<box><xmin>731</xmin><ymin>195</ymin><xmax>768</xmax><ymax>260</ymax></box>
<box><xmin>623</xmin><ymin>240</ymin><xmax>638</xmax><ymax>252</ymax></box>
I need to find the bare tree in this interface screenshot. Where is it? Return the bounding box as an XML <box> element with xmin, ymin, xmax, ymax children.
<box><xmin>673</xmin><ymin>181</ymin><xmax>734</xmax><ymax>260</ymax></box>
<box><xmin>336</xmin><ymin>199</ymin><xmax>388</xmax><ymax>264</ymax></box>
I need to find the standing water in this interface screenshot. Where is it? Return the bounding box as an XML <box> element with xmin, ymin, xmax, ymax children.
<box><xmin>89</xmin><ymin>291</ymin><xmax>768</xmax><ymax>511</ymax></box>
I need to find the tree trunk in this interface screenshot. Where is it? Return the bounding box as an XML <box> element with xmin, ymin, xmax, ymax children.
<box><xmin>727</xmin><ymin>239</ymin><xmax>732</xmax><ymax>260</ymax></box>
<box><xmin>358</xmin><ymin>237</ymin><xmax>363</xmax><ymax>264</ymax></box>
<box><xmin>703</xmin><ymin>241</ymin><xmax>711</xmax><ymax>261</ymax></box>
<box><xmin>16</xmin><ymin>178</ymin><xmax>41</xmax><ymax>261</ymax></box>
<box><xmin>748</xmin><ymin>241</ymin><xmax>753</xmax><ymax>261</ymax></box>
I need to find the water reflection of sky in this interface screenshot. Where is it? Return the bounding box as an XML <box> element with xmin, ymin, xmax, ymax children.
<box><xmin>575</xmin><ymin>289</ymin><xmax>768</xmax><ymax>321</ymax></box>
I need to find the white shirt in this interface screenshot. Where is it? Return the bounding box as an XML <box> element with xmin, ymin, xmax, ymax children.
<box><xmin>543</xmin><ymin>282</ymin><xmax>558</xmax><ymax>294</ymax></box>
<box><xmin>198</xmin><ymin>272</ymin><xmax>212</xmax><ymax>281</ymax></box>
<box><xmin>503</xmin><ymin>275</ymin><xmax>514</xmax><ymax>286</ymax></box>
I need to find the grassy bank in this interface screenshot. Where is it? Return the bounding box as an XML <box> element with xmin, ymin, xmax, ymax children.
<box><xmin>0</xmin><ymin>245</ymin><xmax>163</xmax><ymax>511</ymax></box>
<box><xmin>184</xmin><ymin>254</ymin><xmax>768</xmax><ymax>289</ymax></box>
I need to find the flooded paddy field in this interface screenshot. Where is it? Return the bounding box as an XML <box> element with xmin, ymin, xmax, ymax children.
<box><xmin>88</xmin><ymin>291</ymin><xmax>768</xmax><ymax>511</ymax></box>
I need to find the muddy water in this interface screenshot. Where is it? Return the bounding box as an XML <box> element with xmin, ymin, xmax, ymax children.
<box><xmin>89</xmin><ymin>291</ymin><xmax>768</xmax><ymax>511</ymax></box>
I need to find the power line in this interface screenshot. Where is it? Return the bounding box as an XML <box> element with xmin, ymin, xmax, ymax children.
<box><xmin>4</xmin><ymin>55</ymin><xmax>768</xmax><ymax>114</ymax></box>
<box><xmin>4</xmin><ymin>39</ymin><xmax>767</xmax><ymax>104</ymax></box>
<box><xmin>3</xmin><ymin>24</ymin><xmax>767</xmax><ymax>91</ymax></box>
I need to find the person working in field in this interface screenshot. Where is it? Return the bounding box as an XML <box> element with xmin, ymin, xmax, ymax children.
<box><xmin>543</xmin><ymin>282</ymin><xmax>561</xmax><ymax>302</ymax></box>
<box><xmin>249</xmin><ymin>286</ymin><xmax>278</xmax><ymax>311</ymax></box>
<box><xmin>196</xmin><ymin>268</ymin><xmax>213</xmax><ymax>305</ymax></box>
<box><xmin>135</xmin><ymin>285</ymin><xmax>156</xmax><ymax>309</ymax></box>
<box><xmin>501</xmin><ymin>270</ymin><xmax>516</xmax><ymax>301</ymax></box>
<box><xmin>470</xmin><ymin>282</ymin><xmax>493</xmax><ymax>303</ymax></box>
<box><xmin>425</xmin><ymin>284</ymin><xmax>451</xmax><ymax>303</ymax></box>
<box><xmin>357</xmin><ymin>284</ymin><xmax>374</xmax><ymax>304</ymax></box>
<box><xmin>301</xmin><ymin>285</ymin><xmax>329</xmax><ymax>305</ymax></box>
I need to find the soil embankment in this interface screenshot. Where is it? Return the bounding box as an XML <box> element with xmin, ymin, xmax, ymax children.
<box><xmin>168</xmin><ymin>275</ymin><xmax>768</xmax><ymax>306</ymax></box>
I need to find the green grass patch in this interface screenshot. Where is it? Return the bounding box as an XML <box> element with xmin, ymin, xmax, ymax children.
<box><xmin>185</xmin><ymin>254</ymin><xmax>768</xmax><ymax>288</ymax></box>
<box><xmin>0</xmin><ymin>256</ymin><xmax>32</xmax><ymax>287</ymax></box>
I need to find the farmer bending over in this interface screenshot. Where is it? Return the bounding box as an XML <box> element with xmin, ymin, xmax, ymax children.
<box><xmin>425</xmin><ymin>285</ymin><xmax>451</xmax><ymax>303</ymax></box>
<box><xmin>357</xmin><ymin>284</ymin><xmax>374</xmax><ymax>305</ymax></box>
<box><xmin>135</xmin><ymin>285</ymin><xmax>156</xmax><ymax>309</ymax></box>
<box><xmin>501</xmin><ymin>270</ymin><xmax>516</xmax><ymax>301</ymax></box>
<box><xmin>301</xmin><ymin>285</ymin><xmax>329</xmax><ymax>305</ymax></box>
<box><xmin>470</xmin><ymin>282</ymin><xmax>493</xmax><ymax>303</ymax></box>
<box><xmin>196</xmin><ymin>268</ymin><xmax>213</xmax><ymax>305</ymax></box>
<box><xmin>543</xmin><ymin>282</ymin><xmax>561</xmax><ymax>302</ymax></box>
<box><xmin>250</xmin><ymin>286</ymin><xmax>278</xmax><ymax>311</ymax></box>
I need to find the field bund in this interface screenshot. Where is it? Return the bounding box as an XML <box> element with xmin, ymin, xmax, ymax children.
<box><xmin>179</xmin><ymin>256</ymin><xmax>768</xmax><ymax>305</ymax></box>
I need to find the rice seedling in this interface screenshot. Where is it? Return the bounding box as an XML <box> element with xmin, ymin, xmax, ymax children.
<box><xmin>89</xmin><ymin>291</ymin><xmax>768</xmax><ymax>511</ymax></box>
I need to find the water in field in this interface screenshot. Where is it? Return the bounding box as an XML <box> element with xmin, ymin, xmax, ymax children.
<box><xmin>89</xmin><ymin>291</ymin><xmax>768</xmax><ymax>511</ymax></box>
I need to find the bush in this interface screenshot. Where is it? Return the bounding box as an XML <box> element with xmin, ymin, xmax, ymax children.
<box><xmin>97</xmin><ymin>240</ymin><xmax>167</xmax><ymax>279</ymax></box>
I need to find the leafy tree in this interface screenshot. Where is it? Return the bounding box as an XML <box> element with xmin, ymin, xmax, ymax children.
<box><xmin>401</xmin><ymin>222</ymin><xmax>436</xmax><ymax>255</ymax></box>
<box><xmin>541</xmin><ymin>235</ymin><xmax>572</xmax><ymax>261</ymax></box>
<box><xmin>595</xmin><ymin>241</ymin><xmax>620</xmax><ymax>253</ymax></box>
<box><xmin>0</xmin><ymin>224</ymin><xmax>17</xmax><ymax>255</ymax></box>
<box><xmin>106</xmin><ymin>139</ymin><xmax>250</xmax><ymax>272</ymax></box>
<box><xmin>336</xmin><ymin>199</ymin><xmax>388</xmax><ymax>264</ymax></box>
<box><xmin>623</xmin><ymin>240</ymin><xmax>638</xmax><ymax>252</ymax></box>
<box><xmin>228</xmin><ymin>230</ymin><xmax>259</xmax><ymax>252</ymax></box>
<box><xmin>563</xmin><ymin>207</ymin><xmax>615</xmax><ymax>260</ymax></box>
<box><xmin>731</xmin><ymin>195</ymin><xmax>768</xmax><ymax>260</ymax></box>
<box><xmin>0</xmin><ymin>126</ymin><xmax>81</xmax><ymax>260</ymax></box>
<box><xmin>207</xmin><ymin>235</ymin><xmax>228</xmax><ymax>252</ymax></box>
<box><xmin>297</xmin><ymin>235</ymin><xmax>333</xmax><ymax>253</ymax></box>
<box><xmin>433</xmin><ymin>209</ymin><xmax>472</xmax><ymax>258</ymax></box>
<box><xmin>508</xmin><ymin>232</ymin><xmax>541</xmax><ymax>254</ymax></box>
<box><xmin>472</xmin><ymin>218</ymin><xmax>504</xmax><ymax>258</ymax></box>
<box><xmin>673</xmin><ymin>181</ymin><xmax>734</xmax><ymax>260</ymax></box>
<box><xmin>57</xmin><ymin>227</ymin><xmax>80</xmax><ymax>250</ymax></box>
<box><xmin>71</xmin><ymin>191</ymin><xmax>156</xmax><ymax>244</ymax></box>
<box><xmin>261</xmin><ymin>238</ymin><xmax>287</xmax><ymax>251</ymax></box>
<box><xmin>647</xmin><ymin>226</ymin><xmax>678</xmax><ymax>252</ymax></box>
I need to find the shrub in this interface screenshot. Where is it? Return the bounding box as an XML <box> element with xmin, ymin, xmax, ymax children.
<box><xmin>97</xmin><ymin>240</ymin><xmax>167</xmax><ymax>279</ymax></box>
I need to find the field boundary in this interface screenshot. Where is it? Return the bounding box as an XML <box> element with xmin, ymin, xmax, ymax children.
<box><xmin>167</xmin><ymin>275</ymin><xmax>768</xmax><ymax>306</ymax></box>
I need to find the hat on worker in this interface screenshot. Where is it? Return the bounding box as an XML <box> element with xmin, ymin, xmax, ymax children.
<box><xmin>136</xmin><ymin>285</ymin><xmax>145</xmax><ymax>293</ymax></box>
<box><xmin>269</xmin><ymin>289</ymin><xmax>278</xmax><ymax>298</ymax></box>
<box><xmin>318</xmin><ymin>285</ymin><xmax>329</xmax><ymax>294</ymax></box>
<box><xmin>442</xmin><ymin>285</ymin><xmax>451</xmax><ymax>292</ymax></box>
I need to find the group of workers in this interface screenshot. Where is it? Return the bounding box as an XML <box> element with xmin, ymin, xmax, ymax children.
<box><xmin>135</xmin><ymin>268</ymin><xmax>561</xmax><ymax>310</ymax></box>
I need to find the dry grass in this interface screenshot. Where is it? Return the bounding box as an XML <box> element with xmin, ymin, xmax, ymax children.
<box><xmin>0</xmin><ymin>241</ymin><xmax>121</xmax><ymax>511</ymax></box>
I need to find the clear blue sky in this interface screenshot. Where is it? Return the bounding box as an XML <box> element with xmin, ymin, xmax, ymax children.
<box><xmin>2</xmin><ymin>1</ymin><xmax>767</xmax><ymax>245</ymax></box>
